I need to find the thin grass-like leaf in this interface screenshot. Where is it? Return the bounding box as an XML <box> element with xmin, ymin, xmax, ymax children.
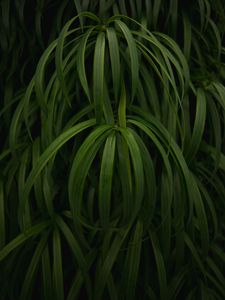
<box><xmin>21</xmin><ymin>119</ymin><xmax>95</xmax><ymax>214</ymax></box>
<box><xmin>183</xmin><ymin>13</ymin><xmax>192</xmax><ymax>60</ymax></box>
<box><xmin>0</xmin><ymin>221</ymin><xmax>50</xmax><ymax>261</ymax></box>
<box><xmin>20</xmin><ymin>231</ymin><xmax>49</xmax><ymax>300</ymax></box>
<box><xmin>124</xmin><ymin>220</ymin><xmax>143</xmax><ymax>300</ymax></box>
<box><xmin>94</xmin><ymin>227</ymin><xmax>130</xmax><ymax>300</ymax></box>
<box><xmin>119</xmin><ymin>127</ymin><xmax>144</xmax><ymax>223</ymax></box>
<box><xmin>115</xmin><ymin>20</ymin><xmax>139</xmax><ymax>100</ymax></box>
<box><xmin>118</xmin><ymin>82</ymin><xmax>126</xmax><ymax>128</ymax></box>
<box><xmin>116</xmin><ymin>133</ymin><xmax>132</xmax><ymax>224</ymax></box>
<box><xmin>99</xmin><ymin>132</ymin><xmax>116</xmax><ymax>228</ymax></box>
<box><xmin>55</xmin><ymin>216</ymin><xmax>92</xmax><ymax>298</ymax></box>
<box><xmin>42</xmin><ymin>244</ymin><xmax>53</xmax><ymax>300</ymax></box>
<box><xmin>149</xmin><ymin>230</ymin><xmax>167</xmax><ymax>300</ymax></box>
<box><xmin>68</xmin><ymin>125</ymin><xmax>112</xmax><ymax>223</ymax></box>
<box><xmin>185</xmin><ymin>88</ymin><xmax>206</xmax><ymax>162</ymax></box>
<box><xmin>184</xmin><ymin>233</ymin><xmax>206</xmax><ymax>276</ymax></box>
<box><xmin>77</xmin><ymin>27</ymin><xmax>96</xmax><ymax>101</ymax></box>
<box><xmin>93</xmin><ymin>32</ymin><xmax>106</xmax><ymax>124</ymax></box>
<box><xmin>130</xmin><ymin>130</ymin><xmax>156</xmax><ymax>224</ymax></box>
<box><xmin>106</xmin><ymin>27</ymin><xmax>121</xmax><ymax>99</ymax></box>
<box><xmin>53</xmin><ymin>228</ymin><xmax>64</xmax><ymax>300</ymax></box>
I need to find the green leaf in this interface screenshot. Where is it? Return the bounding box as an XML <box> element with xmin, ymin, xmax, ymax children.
<box><xmin>119</xmin><ymin>127</ymin><xmax>144</xmax><ymax>223</ymax></box>
<box><xmin>124</xmin><ymin>220</ymin><xmax>143</xmax><ymax>300</ymax></box>
<box><xmin>0</xmin><ymin>221</ymin><xmax>50</xmax><ymax>261</ymax></box>
<box><xmin>20</xmin><ymin>231</ymin><xmax>49</xmax><ymax>300</ymax></box>
<box><xmin>77</xmin><ymin>27</ymin><xmax>96</xmax><ymax>101</ymax></box>
<box><xmin>53</xmin><ymin>229</ymin><xmax>64</xmax><ymax>300</ymax></box>
<box><xmin>160</xmin><ymin>171</ymin><xmax>172</xmax><ymax>260</ymax></box>
<box><xmin>21</xmin><ymin>119</ymin><xmax>95</xmax><ymax>214</ymax></box>
<box><xmin>116</xmin><ymin>132</ymin><xmax>133</xmax><ymax>224</ymax></box>
<box><xmin>130</xmin><ymin>129</ymin><xmax>156</xmax><ymax>224</ymax></box>
<box><xmin>68</xmin><ymin>125</ymin><xmax>112</xmax><ymax>224</ymax></box>
<box><xmin>42</xmin><ymin>244</ymin><xmax>53</xmax><ymax>300</ymax></box>
<box><xmin>18</xmin><ymin>148</ymin><xmax>31</xmax><ymax>229</ymax></box>
<box><xmin>93</xmin><ymin>32</ymin><xmax>106</xmax><ymax>124</ymax></box>
<box><xmin>9</xmin><ymin>98</ymin><xmax>25</xmax><ymax>150</ymax></box>
<box><xmin>35</xmin><ymin>40</ymin><xmax>58</xmax><ymax>111</ymax></box>
<box><xmin>149</xmin><ymin>230</ymin><xmax>167</xmax><ymax>300</ymax></box>
<box><xmin>94</xmin><ymin>227</ymin><xmax>130</xmax><ymax>300</ymax></box>
<box><xmin>167</xmin><ymin>267</ymin><xmax>189</xmax><ymax>300</ymax></box>
<box><xmin>99</xmin><ymin>133</ymin><xmax>116</xmax><ymax>228</ymax></box>
<box><xmin>32</xmin><ymin>138</ymin><xmax>44</xmax><ymax>212</ymax></box>
<box><xmin>118</xmin><ymin>82</ymin><xmax>126</xmax><ymax>128</ymax></box>
<box><xmin>127</xmin><ymin>116</ymin><xmax>173</xmax><ymax>200</ymax></box>
<box><xmin>206</xmin><ymin>257</ymin><xmax>225</xmax><ymax>288</ymax></box>
<box><xmin>184</xmin><ymin>233</ymin><xmax>206</xmax><ymax>276</ymax></box>
<box><xmin>115</xmin><ymin>19</ymin><xmax>139</xmax><ymax>100</ymax></box>
<box><xmin>67</xmin><ymin>251</ymin><xmax>96</xmax><ymax>300</ymax></box>
<box><xmin>55</xmin><ymin>216</ymin><xmax>92</xmax><ymax>298</ymax></box>
<box><xmin>106</xmin><ymin>27</ymin><xmax>121</xmax><ymax>99</ymax></box>
<box><xmin>183</xmin><ymin>12</ymin><xmax>192</xmax><ymax>60</ymax></box>
<box><xmin>185</xmin><ymin>88</ymin><xmax>206</xmax><ymax>162</ymax></box>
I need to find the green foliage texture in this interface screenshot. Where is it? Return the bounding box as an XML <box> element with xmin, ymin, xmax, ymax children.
<box><xmin>0</xmin><ymin>0</ymin><xmax>225</xmax><ymax>299</ymax></box>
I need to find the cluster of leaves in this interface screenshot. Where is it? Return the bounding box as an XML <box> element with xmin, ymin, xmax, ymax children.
<box><xmin>0</xmin><ymin>0</ymin><xmax>225</xmax><ymax>299</ymax></box>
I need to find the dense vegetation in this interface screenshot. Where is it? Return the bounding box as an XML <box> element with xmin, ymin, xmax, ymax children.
<box><xmin>0</xmin><ymin>1</ymin><xmax>225</xmax><ymax>299</ymax></box>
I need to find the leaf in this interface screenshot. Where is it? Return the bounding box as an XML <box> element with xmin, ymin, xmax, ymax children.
<box><xmin>160</xmin><ymin>171</ymin><xmax>172</xmax><ymax>260</ymax></box>
<box><xmin>0</xmin><ymin>221</ymin><xmax>50</xmax><ymax>261</ymax></box>
<box><xmin>32</xmin><ymin>138</ymin><xmax>44</xmax><ymax>212</ymax></box>
<box><xmin>42</xmin><ymin>244</ymin><xmax>53</xmax><ymax>300</ymax></box>
<box><xmin>94</xmin><ymin>227</ymin><xmax>130</xmax><ymax>300</ymax></box>
<box><xmin>55</xmin><ymin>22</ymin><xmax>74</xmax><ymax>107</ymax></box>
<box><xmin>197</xmin><ymin>179</ymin><xmax>218</xmax><ymax>239</ymax></box>
<box><xmin>185</xmin><ymin>88</ymin><xmax>206</xmax><ymax>162</ymax></box>
<box><xmin>115</xmin><ymin>20</ymin><xmax>139</xmax><ymax>100</ymax></box>
<box><xmin>131</xmin><ymin>110</ymin><xmax>210</xmax><ymax>254</ymax></box>
<box><xmin>119</xmin><ymin>127</ymin><xmax>144</xmax><ymax>223</ymax></box>
<box><xmin>206</xmin><ymin>271</ymin><xmax>225</xmax><ymax>297</ymax></box>
<box><xmin>35</xmin><ymin>40</ymin><xmax>58</xmax><ymax>111</ymax></box>
<box><xmin>67</xmin><ymin>251</ymin><xmax>96</xmax><ymax>300</ymax></box>
<box><xmin>116</xmin><ymin>132</ymin><xmax>133</xmax><ymax>224</ymax></box>
<box><xmin>205</xmin><ymin>98</ymin><xmax>221</xmax><ymax>175</ymax></box>
<box><xmin>184</xmin><ymin>233</ymin><xmax>206</xmax><ymax>276</ymax></box>
<box><xmin>21</xmin><ymin>119</ymin><xmax>95</xmax><ymax>214</ymax></box>
<box><xmin>167</xmin><ymin>267</ymin><xmax>189</xmax><ymax>300</ymax></box>
<box><xmin>20</xmin><ymin>231</ymin><xmax>49</xmax><ymax>300</ymax></box>
<box><xmin>206</xmin><ymin>257</ymin><xmax>225</xmax><ymax>288</ymax></box>
<box><xmin>77</xmin><ymin>27</ymin><xmax>96</xmax><ymax>101</ymax></box>
<box><xmin>55</xmin><ymin>216</ymin><xmax>92</xmax><ymax>298</ymax></box>
<box><xmin>106</xmin><ymin>27</ymin><xmax>121</xmax><ymax>99</ymax></box>
<box><xmin>124</xmin><ymin>220</ymin><xmax>143</xmax><ymax>300</ymax></box>
<box><xmin>68</xmin><ymin>125</ymin><xmax>112</xmax><ymax>224</ymax></box>
<box><xmin>53</xmin><ymin>228</ymin><xmax>64</xmax><ymax>300</ymax></box>
<box><xmin>183</xmin><ymin>12</ymin><xmax>192</xmax><ymax>60</ymax></box>
<box><xmin>18</xmin><ymin>148</ymin><xmax>31</xmax><ymax>230</ymax></box>
<box><xmin>99</xmin><ymin>132</ymin><xmax>116</xmax><ymax>228</ymax></box>
<box><xmin>9</xmin><ymin>98</ymin><xmax>25</xmax><ymax>150</ymax></box>
<box><xmin>127</xmin><ymin>116</ymin><xmax>173</xmax><ymax>200</ymax></box>
<box><xmin>93</xmin><ymin>31</ymin><xmax>106</xmax><ymax>124</ymax></box>
<box><xmin>130</xmin><ymin>129</ymin><xmax>156</xmax><ymax>224</ymax></box>
<box><xmin>149</xmin><ymin>230</ymin><xmax>167</xmax><ymax>300</ymax></box>
<box><xmin>208</xmin><ymin>19</ymin><xmax>221</xmax><ymax>59</ymax></box>
<box><xmin>152</xmin><ymin>0</ymin><xmax>161</xmax><ymax>28</ymax></box>
<box><xmin>118</xmin><ymin>82</ymin><xmax>126</xmax><ymax>128</ymax></box>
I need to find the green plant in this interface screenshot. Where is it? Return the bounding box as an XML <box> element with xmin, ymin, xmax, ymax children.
<box><xmin>1</xmin><ymin>1</ymin><xmax>225</xmax><ymax>299</ymax></box>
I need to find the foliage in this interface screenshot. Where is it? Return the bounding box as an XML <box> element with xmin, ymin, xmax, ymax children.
<box><xmin>0</xmin><ymin>0</ymin><xmax>225</xmax><ymax>299</ymax></box>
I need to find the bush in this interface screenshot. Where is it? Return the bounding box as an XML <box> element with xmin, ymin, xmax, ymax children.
<box><xmin>0</xmin><ymin>1</ymin><xmax>225</xmax><ymax>299</ymax></box>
